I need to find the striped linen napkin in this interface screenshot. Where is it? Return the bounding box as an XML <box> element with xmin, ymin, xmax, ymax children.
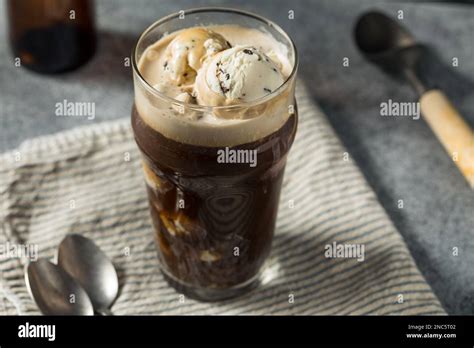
<box><xmin>0</xmin><ymin>84</ymin><xmax>445</xmax><ymax>315</ymax></box>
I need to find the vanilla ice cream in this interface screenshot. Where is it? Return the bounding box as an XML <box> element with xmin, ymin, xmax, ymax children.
<box><xmin>136</xmin><ymin>24</ymin><xmax>295</xmax><ymax>146</ymax></box>
<box><xmin>195</xmin><ymin>46</ymin><xmax>285</xmax><ymax>106</ymax></box>
<box><xmin>163</xmin><ymin>28</ymin><xmax>230</xmax><ymax>85</ymax></box>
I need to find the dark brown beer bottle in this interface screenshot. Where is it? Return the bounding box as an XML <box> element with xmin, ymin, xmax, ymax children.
<box><xmin>7</xmin><ymin>0</ymin><xmax>96</xmax><ymax>74</ymax></box>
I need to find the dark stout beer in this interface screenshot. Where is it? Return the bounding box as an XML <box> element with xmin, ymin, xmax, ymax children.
<box><xmin>132</xmin><ymin>105</ymin><xmax>297</xmax><ymax>299</ymax></box>
<box><xmin>7</xmin><ymin>0</ymin><xmax>96</xmax><ymax>74</ymax></box>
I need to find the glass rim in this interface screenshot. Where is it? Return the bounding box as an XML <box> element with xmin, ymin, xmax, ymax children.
<box><xmin>131</xmin><ymin>6</ymin><xmax>298</xmax><ymax>112</ymax></box>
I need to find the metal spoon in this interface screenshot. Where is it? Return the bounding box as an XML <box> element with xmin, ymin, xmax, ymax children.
<box><xmin>25</xmin><ymin>258</ymin><xmax>94</xmax><ymax>315</ymax></box>
<box><xmin>354</xmin><ymin>10</ymin><xmax>426</xmax><ymax>95</ymax></box>
<box><xmin>57</xmin><ymin>234</ymin><xmax>119</xmax><ymax>315</ymax></box>
<box><xmin>354</xmin><ymin>11</ymin><xmax>474</xmax><ymax>187</ymax></box>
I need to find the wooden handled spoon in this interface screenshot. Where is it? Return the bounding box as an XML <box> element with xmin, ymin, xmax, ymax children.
<box><xmin>354</xmin><ymin>11</ymin><xmax>474</xmax><ymax>188</ymax></box>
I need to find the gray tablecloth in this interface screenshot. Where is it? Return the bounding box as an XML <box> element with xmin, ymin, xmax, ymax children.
<box><xmin>0</xmin><ymin>0</ymin><xmax>472</xmax><ymax>314</ymax></box>
<box><xmin>0</xmin><ymin>84</ymin><xmax>445</xmax><ymax>315</ymax></box>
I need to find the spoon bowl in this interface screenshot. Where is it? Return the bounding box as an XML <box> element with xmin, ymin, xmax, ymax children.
<box><xmin>354</xmin><ymin>10</ymin><xmax>426</xmax><ymax>93</ymax></box>
<box><xmin>57</xmin><ymin>234</ymin><xmax>118</xmax><ymax>314</ymax></box>
<box><xmin>26</xmin><ymin>258</ymin><xmax>94</xmax><ymax>315</ymax></box>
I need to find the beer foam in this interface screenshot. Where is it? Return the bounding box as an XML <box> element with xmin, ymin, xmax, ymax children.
<box><xmin>135</xmin><ymin>25</ymin><xmax>295</xmax><ymax>147</ymax></box>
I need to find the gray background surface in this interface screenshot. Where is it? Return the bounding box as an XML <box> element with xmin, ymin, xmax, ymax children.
<box><xmin>0</xmin><ymin>0</ymin><xmax>473</xmax><ymax>314</ymax></box>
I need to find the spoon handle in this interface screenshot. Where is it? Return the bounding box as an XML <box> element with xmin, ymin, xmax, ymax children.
<box><xmin>420</xmin><ymin>89</ymin><xmax>474</xmax><ymax>188</ymax></box>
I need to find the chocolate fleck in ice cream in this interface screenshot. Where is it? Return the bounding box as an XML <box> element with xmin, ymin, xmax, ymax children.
<box><xmin>132</xmin><ymin>9</ymin><xmax>298</xmax><ymax>301</ymax></box>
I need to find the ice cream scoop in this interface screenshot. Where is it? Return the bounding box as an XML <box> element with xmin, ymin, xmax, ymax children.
<box><xmin>355</xmin><ymin>11</ymin><xmax>474</xmax><ymax>188</ymax></box>
<box><xmin>163</xmin><ymin>27</ymin><xmax>230</xmax><ymax>85</ymax></box>
<box><xmin>195</xmin><ymin>46</ymin><xmax>284</xmax><ymax>106</ymax></box>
